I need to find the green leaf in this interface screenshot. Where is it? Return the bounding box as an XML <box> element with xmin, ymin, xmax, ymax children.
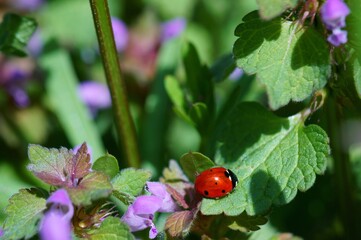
<box><xmin>140</xmin><ymin>38</ymin><xmax>182</xmax><ymax>172</ymax></box>
<box><xmin>233</xmin><ymin>11</ymin><xmax>330</xmax><ymax>109</ymax></box>
<box><xmin>347</xmin><ymin>0</ymin><xmax>361</xmax><ymax>53</ymax></box>
<box><xmin>210</xmin><ymin>53</ymin><xmax>236</xmax><ymax>83</ymax></box>
<box><xmin>226</xmin><ymin>212</ymin><xmax>268</xmax><ymax>232</ymax></box>
<box><xmin>111</xmin><ymin>168</ymin><xmax>151</xmax><ymax>203</ymax></box>
<box><xmin>0</xmin><ymin>163</ymin><xmax>31</xmax><ymax>223</ymax></box>
<box><xmin>256</xmin><ymin>0</ymin><xmax>299</xmax><ymax>20</ymax></box>
<box><xmin>88</xmin><ymin>216</ymin><xmax>134</xmax><ymax>240</ymax></box>
<box><xmin>182</xmin><ymin>42</ymin><xmax>214</xmax><ymax>109</ymax></box>
<box><xmin>180</xmin><ymin>152</ymin><xmax>215</xmax><ymax>181</ymax></box>
<box><xmin>39</xmin><ymin>48</ymin><xmax>105</xmax><ymax>158</ymax></box>
<box><xmin>66</xmin><ymin>171</ymin><xmax>112</xmax><ymax>206</ymax></box>
<box><xmin>2</xmin><ymin>188</ymin><xmax>46</xmax><ymax>240</ymax></box>
<box><xmin>92</xmin><ymin>154</ymin><xmax>119</xmax><ymax>179</ymax></box>
<box><xmin>165</xmin><ymin>75</ymin><xmax>192</xmax><ymax>124</ymax></box>
<box><xmin>353</xmin><ymin>55</ymin><xmax>361</xmax><ymax>97</ymax></box>
<box><xmin>189</xmin><ymin>102</ymin><xmax>208</xmax><ymax>129</ymax></box>
<box><xmin>27</xmin><ymin>144</ymin><xmax>74</xmax><ymax>186</ymax></box>
<box><xmin>40</xmin><ymin>0</ymin><xmax>96</xmax><ymax>47</ymax></box>
<box><xmin>201</xmin><ymin>102</ymin><xmax>329</xmax><ymax>216</ymax></box>
<box><xmin>0</xmin><ymin>13</ymin><xmax>37</xmax><ymax>56</ymax></box>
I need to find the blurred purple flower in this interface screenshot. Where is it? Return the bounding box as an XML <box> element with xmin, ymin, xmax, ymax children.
<box><xmin>327</xmin><ymin>28</ymin><xmax>348</xmax><ymax>46</ymax></box>
<box><xmin>111</xmin><ymin>17</ymin><xmax>129</xmax><ymax>52</ymax></box>
<box><xmin>0</xmin><ymin>60</ymin><xmax>31</xmax><ymax>108</ymax></box>
<box><xmin>320</xmin><ymin>0</ymin><xmax>350</xmax><ymax>46</ymax></box>
<box><xmin>0</xmin><ymin>228</ymin><xmax>3</xmax><ymax>237</ymax></box>
<box><xmin>161</xmin><ymin>18</ymin><xmax>186</xmax><ymax>42</ymax></box>
<box><xmin>320</xmin><ymin>0</ymin><xmax>350</xmax><ymax>30</ymax></box>
<box><xmin>11</xmin><ymin>0</ymin><xmax>44</xmax><ymax>11</ymax></box>
<box><xmin>39</xmin><ymin>189</ymin><xmax>74</xmax><ymax>240</ymax></box>
<box><xmin>78</xmin><ymin>81</ymin><xmax>111</xmax><ymax>116</ymax></box>
<box><xmin>28</xmin><ymin>29</ymin><xmax>43</xmax><ymax>56</ymax></box>
<box><xmin>229</xmin><ymin>68</ymin><xmax>243</xmax><ymax>81</ymax></box>
<box><xmin>121</xmin><ymin>182</ymin><xmax>178</xmax><ymax>239</ymax></box>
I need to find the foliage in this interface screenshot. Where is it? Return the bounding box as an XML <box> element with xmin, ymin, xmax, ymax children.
<box><xmin>0</xmin><ymin>0</ymin><xmax>361</xmax><ymax>239</ymax></box>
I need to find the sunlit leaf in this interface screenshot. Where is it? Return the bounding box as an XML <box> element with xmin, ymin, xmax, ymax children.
<box><xmin>2</xmin><ymin>188</ymin><xmax>46</xmax><ymax>240</ymax></box>
<box><xmin>201</xmin><ymin>102</ymin><xmax>329</xmax><ymax>215</ymax></box>
<box><xmin>257</xmin><ymin>0</ymin><xmax>299</xmax><ymax>20</ymax></box>
<box><xmin>233</xmin><ymin>11</ymin><xmax>330</xmax><ymax>109</ymax></box>
<box><xmin>88</xmin><ymin>216</ymin><xmax>134</xmax><ymax>240</ymax></box>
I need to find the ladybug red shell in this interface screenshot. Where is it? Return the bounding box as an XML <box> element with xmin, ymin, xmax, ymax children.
<box><xmin>194</xmin><ymin>167</ymin><xmax>238</xmax><ymax>199</ymax></box>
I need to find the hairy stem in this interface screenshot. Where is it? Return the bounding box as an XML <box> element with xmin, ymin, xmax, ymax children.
<box><xmin>89</xmin><ymin>0</ymin><xmax>140</xmax><ymax>168</ymax></box>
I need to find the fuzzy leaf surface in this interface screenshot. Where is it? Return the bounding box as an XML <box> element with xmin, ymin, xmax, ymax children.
<box><xmin>67</xmin><ymin>143</ymin><xmax>91</xmax><ymax>180</ymax></box>
<box><xmin>92</xmin><ymin>154</ymin><xmax>119</xmax><ymax>179</ymax></box>
<box><xmin>88</xmin><ymin>216</ymin><xmax>134</xmax><ymax>240</ymax></box>
<box><xmin>27</xmin><ymin>144</ymin><xmax>91</xmax><ymax>187</ymax></box>
<box><xmin>257</xmin><ymin>0</ymin><xmax>299</xmax><ymax>20</ymax></box>
<box><xmin>165</xmin><ymin>210</ymin><xmax>197</xmax><ymax>238</ymax></box>
<box><xmin>2</xmin><ymin>188</ymin><xmax>46</xmax><ymax>240</ymax></box>
<box><xmin>233</xmin><ymin>11</ymin><xmax>330</xmax><ymax>109</ymax></box>
<box><xmin>201</xmin><ymin>102</ymin><xmax>329</xmax><ymax>215</ymax></box>
<box><xmin>66</xmin><ymin>171</ymin><xmax>112</xmax><ymax>206</ymax></box>
<box><xmin>27</xmin><ymin>144</ymin><xmax>74</xmax><ymax>186</ymax></box>
<box><xmin>111</xmin><ymin>168</ymin><xmax>151</xmax><ymax>203</ymax></box>
<box><xmin>180</xmin><ymin>152</ymin><xmax>215</xmax><ymax>181</ymax></box>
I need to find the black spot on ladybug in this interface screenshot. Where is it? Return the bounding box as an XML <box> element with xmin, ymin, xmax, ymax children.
<box><xmin>227</xmin><ymin>169</ymin><xmax>239</xmax><ymax>189</ymax></box>
<box><xmin>204</xmin><ymin>190</ymin><xmax>209</xmax><ymax>196</ymax></box>
<box><xmin>222</xmin><ymin>189</ymin><xmax>226</xmax><ymax>193</ymax></box>
<box><xmin>215</xmin><ymin>182</ymin><xmax>218</xmax><ymax>185</ymax></box>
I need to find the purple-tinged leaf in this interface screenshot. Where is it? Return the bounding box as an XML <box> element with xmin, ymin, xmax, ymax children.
<box><xmin>165</xmin><ymin>209</ymin><xmax>198</xmax><ymax>238</ymax></box>
<box><xmin>67</xmin><ymin>142</ymin><xmax>91</xmax><ymax>182</ymax></box>
<box><xmin>27</xmin><ymin>143</ymin><xmax>92</xmax><ymax>188</ymax></box>
<box><xmin>27</xmin><ymin>144</ymin><xmax>74</xmax><ymax>186</ymax></box>
<box><xmin>165</xmin><ymin>184</ymin><xmax>189</xmax><ymax>209</ymax></box>
<box><xmin>66</xmin><ymin>171</ymin><xmax>112</xmax><ymax>206</ymax></box>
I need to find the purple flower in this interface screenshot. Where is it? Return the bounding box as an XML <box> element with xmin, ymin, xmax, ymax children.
<box><xmin>121</xmin><ymin>196</ymin><xmax>162</xmax><ymax>239</ymax></box>
<box><xmin>0</xmin><ymin>228</ymin><xmax>3</xmax><ymax>237</ymax></box>
<box><xmin>146</xmin><ymin>182</ymin><xmax>180</xmax><ymax>212</ymax></box>
<box><xmin>229</xmin><ymin>68</ymin><xmax>244</xmax><ymax>81</ymax></box>
<box><xmin>11</xmin><ymin>0</ymin><xmax>44</xmax><ymax>11</ymax></box>
<box><xmin>78</xmin><ymin>81</ymin><xmax>111</xmax><ymax>116</ymax></box>
<box><xmin>39</xmin><ymin>189</ymin><xmax>74</xmax><ymax>240</ymax></box>
<box><xmin>327</xmin><ymin>28</ymin><xmax>348</xmax><ymax>46</ymax></box>
<box><xmin>320</xmin><ymin>0</ymin><xmax>350</xmax><ymax>30</ymax></box>
<box><xmin>121</xmin><ymin>182</ymin><xmax>179</xmax><ymax>238</ymax></box>
<box><xmin>111</xmin><ymin>17</ymin><xmax>129</xmax><ymax>52</ymax></box>
<box><xmin>161</xmin><ymin>18</ymin><xmax>186</xmax><ymax>42</ymax></box>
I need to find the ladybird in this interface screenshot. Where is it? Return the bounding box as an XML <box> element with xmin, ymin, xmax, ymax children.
<box><xmin>194</xmin><ymin>167</ymin><xmax>238</xmax><ymax>199</ymax></box>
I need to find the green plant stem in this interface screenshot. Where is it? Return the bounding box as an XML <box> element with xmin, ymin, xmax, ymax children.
<box><xmin>89</xmin><ymin>0</ymin><xmax>140</xmax><ymax>168</ymax></box>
